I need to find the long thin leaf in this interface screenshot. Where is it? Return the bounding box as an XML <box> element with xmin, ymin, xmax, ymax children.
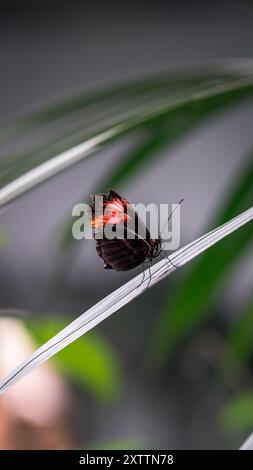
<box><xmin>150</xmin><ymin>156</ymin><xmax>253</xmax><ymax>365</ymax></box>
<box><xmin>0</xmin><ymin>207</ymin><xmax>252</xmax><ymax>395</ymax></box>
<box><xmin>1</xmin><ymin>71</ymin><xmax>225</xmax><ymax>180</ymax></box>
<box><xmin>240</xmin><ymin>431</ymin><xmax>253</xmax><ymax>450</ymax></box>
<box><xmin>26</xmin><ymin>316</ymin><xmax>120</xmax><ymax>402</ymax></box>
<box><xmin>1</xmin><ymin>66</ymin><xmax>253</xmax><ymax>207</ymax></box>
<box><xmin>0</xmin><ymin>71</ymin><xmax>221</xmax><ymax>142</ymax></box>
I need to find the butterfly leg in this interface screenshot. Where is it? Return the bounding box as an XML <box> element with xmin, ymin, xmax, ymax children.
<box><xmin>160</xmin><ymin>250</ymin><xmax>179</xmax><ymax>269</ymax></box>
<box><xmin>145</xmin><ymin>262</ymin><xmax>152</xmax><ymax>290</ymax></box>
<box><xmin>140</xmin><ymin>261</ymin><xmax>152</xmax><ymax>292</ymax></box>
<box><xmin>137</xmin><ymin>263</ymin><xmax>146</xmax><ymax>289</ymax></box>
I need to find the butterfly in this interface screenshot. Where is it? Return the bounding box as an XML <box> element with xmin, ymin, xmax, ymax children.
<box><xmin>90</xmin><ymin>190</ymin><xmax>161</xmax><ymax>272</ymax></box>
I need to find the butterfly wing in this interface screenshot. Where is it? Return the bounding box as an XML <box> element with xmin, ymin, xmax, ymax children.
<box><xmin>90</xmin><ymin>190</ymin><xmax>154</xmax><ymax>271</ymax></box>
<box><xmin>96</xmin><ymin>238</ymin><xmax>147</xmax><ymax>271</ymax></box>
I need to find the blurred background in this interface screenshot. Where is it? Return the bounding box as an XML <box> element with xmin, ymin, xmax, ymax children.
<box><xmin>0</xmin><ymin>0</ymin><xmax>253</xmax><ymax>449</ymax></box>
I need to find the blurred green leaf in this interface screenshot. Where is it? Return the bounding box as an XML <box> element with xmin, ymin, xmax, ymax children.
<box><xmin>220</xmin><ymin>391</ymin><xmax>253</xmax><ymax>434</ymax></box>
<box><xmin>0</xmin><ymin>71</ymin><xmax>224</xmax><ymax>142</ymax></box>
<box><xmin>26</xmin><ymin>316</ymin><xmax>120</xmax><ymax>403</ymax></box>
<box><xmin>228</xmin><ymin>296</ymin><xmax>253</xmax><ymax>362</ymax></box>
<box><xmin>96</xmin><ymin>91</ymin><xmax>253</xmax><ymax>192</ymax></box>
<box><xmin>221</xmin><ymin>295</ymin><xmax>253</xmax><ymax>378</ymax></box>
<box><xmin>150</xmin><ymin>156</ymin><xmax>253</xmax><ymax>366</ymax></box>
<box><xmin>1</xmin><ymin>65</ymin><xmax>253</xmax><ymax>207</ymax></box>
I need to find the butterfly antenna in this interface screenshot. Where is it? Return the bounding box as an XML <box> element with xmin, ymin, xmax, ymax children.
<box><xmin>159</xmin><ymin>198</ymin><xmax>184</xmax><ymax>238</ymax></box>
<box><xmin>159</xmin><ymin>198</ymin><xmax>184</xmax><ymax>269</ymax></box>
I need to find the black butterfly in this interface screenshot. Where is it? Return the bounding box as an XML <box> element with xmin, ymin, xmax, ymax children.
<box><xmin>90</xmin><ymin>190</ymin><xmax>161</xmax><ymax>272</ymax></box>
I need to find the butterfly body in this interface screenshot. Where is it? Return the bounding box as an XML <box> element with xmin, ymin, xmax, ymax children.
<box><xmin>90</xmin><ymin>190</ymin><xmax>160</xmax><ymax>271</ymax></box>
